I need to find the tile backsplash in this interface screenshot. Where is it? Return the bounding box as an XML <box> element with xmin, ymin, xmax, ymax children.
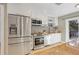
<box><xmin>31</xmin><ymin>26</ymin><xmax>49</xmax><ymax>33</ymax></box>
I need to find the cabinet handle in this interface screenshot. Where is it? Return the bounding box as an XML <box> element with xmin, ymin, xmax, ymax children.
<box><xmin>8</xmin><ymin>41</ymin><xmax>31</xmax><ymax>45</ymax></box>
<box><xmin>8</xmin><ymin>42</ymin><xmax>25</xmax><ymax>45</ymax></box>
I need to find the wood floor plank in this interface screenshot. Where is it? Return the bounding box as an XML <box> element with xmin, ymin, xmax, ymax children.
<box><xmin>32</xmin><ymin>43</ymin><xmax>79</xmax><ymax>55</ymax></box>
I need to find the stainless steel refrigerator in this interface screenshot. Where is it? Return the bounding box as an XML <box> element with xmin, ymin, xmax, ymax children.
<box><xmin>8</xmin><ymin>14</ymin><xmax>33</xmax><ymax>55</ymax></box>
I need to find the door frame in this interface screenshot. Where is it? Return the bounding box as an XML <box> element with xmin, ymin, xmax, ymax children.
<box><xmin>0</xmin><ymin>4</ymin><xmax>8</xmax><ymax>55</ymax></box>
<box><xmin>0</xmin><ymin>4</ymin><xmax>5</xmax><ymax>54</ymax></box>
<box><xmin>65</xmin><ymin>17</ymin><xmax>79</xmax><ymax>42</ymax></box>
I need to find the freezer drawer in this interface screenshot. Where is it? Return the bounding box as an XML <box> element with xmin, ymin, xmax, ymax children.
<box><xmin>8</xmin><ymin>42</ymin><xmax>24</xmax><ymax>55</ymax></box>
<box><xmin>8</xmin><ymin>41</ymin><xmax>32</xmax><ymax>55</ymax></box>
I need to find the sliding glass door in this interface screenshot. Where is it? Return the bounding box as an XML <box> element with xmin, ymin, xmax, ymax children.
<box><xmin>66</xmin><ymin>17</ymin><xmax>79</xmax><ymax>48</ymax></box>
<box><xmin>69</xmin><ymin>20</ymin><xmax>78</xmax><ymax>40</ymax></box>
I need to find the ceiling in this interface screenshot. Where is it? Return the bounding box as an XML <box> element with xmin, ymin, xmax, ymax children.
<box><xmin>7</xmin><ymin>3</ymin><xmax>79</xmax><ymax>17</ymax></box>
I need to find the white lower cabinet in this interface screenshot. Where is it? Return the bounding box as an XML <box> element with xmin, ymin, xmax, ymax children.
<box><xmin>44</xmin><ymin>33</ymin><xmax>61</xmax><ymax>45</ymax></box>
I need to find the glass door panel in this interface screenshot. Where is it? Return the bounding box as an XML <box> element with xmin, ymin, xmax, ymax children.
<box><xmin>69</xmin><ymin>20</ymin><xmax>78</xmax><ymax>39</ymax></box>
<box><xmin>67</xmin><ymin>18</ymin><xmax>79</xmax><ymax>49</ymax></box>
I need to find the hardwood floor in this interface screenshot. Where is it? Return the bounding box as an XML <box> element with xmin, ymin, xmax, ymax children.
<box><xmin>32</xmin><ymin>43</ymin><xmax>79</xmax><ymax>55</ymax></box>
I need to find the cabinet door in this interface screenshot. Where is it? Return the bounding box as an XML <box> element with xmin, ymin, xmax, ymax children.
<box><xmin>53</xmin><ymin>33</ymin><xmax>61</xmax><ymax>43</ymax></box>
<box><xmin>8</xmin><ymin>43</ymin><xmax>24</xmax><ymax>55</ymax></box>
<box><xmin>48</xmin><ymin>17</ymin><xmax>58</xmax><ymax>27</ymax></box>
<box><xmin>53</xmin><ymin>34</ymin><xmax>57</xmax><ymax>44</ymax></box>
<box><xmin>49</xmin><ymin>34</ymin><xmax>54</xmax><ymax>44</ymax></box>
<box><xmin>57</xmin><ymin>33</ymin><xmax>61</xmax><ymax>42</ymax></box>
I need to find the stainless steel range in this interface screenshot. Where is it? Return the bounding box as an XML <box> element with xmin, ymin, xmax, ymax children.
<box><xmin>33</xmin><ymin>36</ymin><xmax>44</xmax><ymax>50</ymax></box>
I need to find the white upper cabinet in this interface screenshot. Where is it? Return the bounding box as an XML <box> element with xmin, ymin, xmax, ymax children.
<box><xmin>54</xmin><ymin>17</ymin><xmax>58</xmax><ymax>27</ymax></box>
<box><xmin>34</xmin><ymin>16</ymin><xmax>59</xmax><ymax>27</ymax></box>
<box><xmin>47</xmin><ymin>17</ymin><xmax>58</xmax><ymax>27</ymax></box>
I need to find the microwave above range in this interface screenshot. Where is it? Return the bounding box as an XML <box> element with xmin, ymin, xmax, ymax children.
<box><xmin>31</xmin><ymin>18</ymin><xmax>42</xmax><ymax>26</ymax></box>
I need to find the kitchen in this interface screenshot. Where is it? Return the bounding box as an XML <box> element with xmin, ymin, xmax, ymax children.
<box><xmin>8</xmin><ymin>13</ymin><xmax>61</xmax><ymax>55</ymax></box>
<box><xmin>31</xmin><ymin>16</ymin><xmax>61</xmax><ymax>50</ymax></box>
<box><xmin>7</xmin><ymin>3</ymin><xmax>62</xmax><ymax>55</ymax></box>
<box><xmin>0</xmin><ymin>3</ymin><xmax>79</xmax><ymax>55</ymax></box>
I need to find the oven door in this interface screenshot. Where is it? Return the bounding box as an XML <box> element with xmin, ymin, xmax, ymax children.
<box><xmin>35</xmin><ymin>37</ymin><xmax>44</xmax><ymax>46</ymax></box>
<box><xmin>35</xmin><ymin>38</ymin><xmax>40</xmax><ymax>46</ymax></box>
<box><xmin>8</xmin><ymin>15</ymin><xmax>21</xmax><ymax>38</ymax></box>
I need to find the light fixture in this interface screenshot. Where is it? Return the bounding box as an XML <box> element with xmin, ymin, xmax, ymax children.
<box><xmin>75</xmin><ymin>4</ymin><xmax>79</xmax><ymax>8</ymax></box>
<box><xmin>55</xmin><ymin>3</ymin><xmax>62</xmax><ymax>5</ymax></box>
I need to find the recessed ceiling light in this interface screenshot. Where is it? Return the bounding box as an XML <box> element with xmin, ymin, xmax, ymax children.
<box><xmin>75</xmin><ymin>4</ymin><xmax>79</xmax><ymax>8</ymax></box>
<box><xmin>55</xmin><ymin>3</ymin><xmax>62</xmax><ymax>5</ymax></box>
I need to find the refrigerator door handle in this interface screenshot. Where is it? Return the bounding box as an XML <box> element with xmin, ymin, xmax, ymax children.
<box><xmin>20</xmin><ymin>35</ymin><xmax>33</xmax><ymax>38</ymax></box>
<box><xmin>8</xmin><ymin>35</ymin><xmax>32</xmax><ymax>38</ymax></box>
<box><xmin>8</xmin><ymin>42</ymin><xmax>25</xmax><ymax>45</ymax></box>
<box><xmin>8</xmin><ymin>40</ymin><xmax>31</xmax><ymax>45</ymax></box>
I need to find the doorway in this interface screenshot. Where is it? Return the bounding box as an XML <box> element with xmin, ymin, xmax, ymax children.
<box><xmin>66</xmin><ymin>17</ymin><xmax>79</xmax><ymax>48</ymax></box>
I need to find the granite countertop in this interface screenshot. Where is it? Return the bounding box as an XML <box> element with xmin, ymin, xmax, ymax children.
<box><xmin>32</xmin><ymin>32</ymin><xmax>61</xmax><ymax>37</ymax></box>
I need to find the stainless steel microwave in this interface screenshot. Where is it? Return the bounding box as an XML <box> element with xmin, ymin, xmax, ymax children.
<box><xmin>31</xmin><ymin>18</ymin><xmax>42</xmax><ymax>25</ymax></box>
